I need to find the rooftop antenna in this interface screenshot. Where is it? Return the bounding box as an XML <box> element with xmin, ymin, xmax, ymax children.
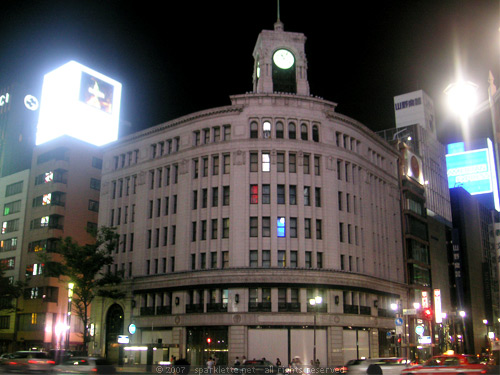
<box><xmin>275</xmin><ymin>0</ymin><xmax>284</xmax><ymax>31</ymax></box>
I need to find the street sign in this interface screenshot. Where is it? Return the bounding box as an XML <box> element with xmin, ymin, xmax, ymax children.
<box><xmin>395</xmin><ymin>318</ymin><xmax>404</xmax><ymax>326</ymax></box>
<box><xmin>403</xmin><ymin>308</ymin><xmax>416</xmax><ymax>315</ymax></box>
<box><xmin>396</xmin><ymin>325</ymin><xmax>403</xmax><ymax>335</ymax></box>
<box><xmin>386</xmin><ymin>331</ymin><xmax>393</xmax><ymax>338</ymax></box>
<box><xmin>415</xmin><ymin>325</ymin><xmax>424</xmax><ymax>336</ymax></box>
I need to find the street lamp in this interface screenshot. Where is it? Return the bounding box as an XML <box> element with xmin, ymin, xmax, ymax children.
<box><xmin>309</xmin><ymin>296</ymin><xmax>323</xmax><ymax>365</ymax></box>
<box><xmin>459</xmin><ymin>310</ymin><xmax>467</xmax><ymax>353</ymax></box>
<box><xmin>67</xmin><ymin>282</ymin><xmax>74</xmax><ymax>350</ymax></box>
<box><xmin>444</xmin><ymin>81</ymin><xmax>479</xmax><ymax>123</ymax></box>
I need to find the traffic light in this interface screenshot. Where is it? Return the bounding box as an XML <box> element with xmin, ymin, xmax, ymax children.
<box><xmin>207</xmin><ymin>338</ymin><xmax>211</xmax><ymax>344</ymax></box>
<box><xmin>422</xmin><ymin>308</ymin><xmax>433</xmax><ymax>321</ymax></box>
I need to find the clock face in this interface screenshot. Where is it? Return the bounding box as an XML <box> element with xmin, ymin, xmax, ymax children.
<box><xmin>273</xmin><ymin>49</ymin><xmax>295</xmax><ymax>69</ymax></box>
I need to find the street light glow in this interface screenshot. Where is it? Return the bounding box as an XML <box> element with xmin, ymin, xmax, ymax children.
<box><xmin>444</xmin><ymin>81</ymin><xmax>478</xmax><ymax>121</ymax></box>
<box><xmin>459</xmin><ymin>310</ymin><xmax>466</xmax><ymax>317</ymax></box>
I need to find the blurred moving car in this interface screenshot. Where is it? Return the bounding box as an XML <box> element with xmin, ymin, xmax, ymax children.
<box><xmin>0</xmin><ymin>353</ymin><xmax>14</xmax><ymax>366</ymax></box>
<box><xmin>344</xmin><ymin>358</ymin><xmax>412</xmax><ymax>375</ymax></box>
<box><xmin>400</xmin><ymin>354</ymin><xmax>487</xmax><ymax>375</ymax></box>
<box><xmin>4</xmin><ymin>351</ymin><xmax>55</xmax><ymax>373</ymax></box>
<box><xmin>52</xmin><ymin>357</ymin><xmax>116</xmax><ymax>374</ymax></box>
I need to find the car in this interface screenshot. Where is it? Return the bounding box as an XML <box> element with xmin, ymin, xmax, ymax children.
<box><xmin>52</xmin><ymin>356</ymin><xmax>116</xmax><ymax>374</ymax></box>
<box><xmin>4</xmin><ymin>350</ymin><xmax>55</xmax><ymax>373</ymax></box>
<box><xmin>344</xmin><ymin>357</ymin><xmax>413</xmax><ymax>375</ymax></box>
<box><xmin>0</xmin><ymin>353</ymin><xmax>14</xmax><ymax>366</ymax></box>
<box><xmin>400</xmin><ymin>354</ymin><xmax>487</xmax><ymax>375</ymax></box>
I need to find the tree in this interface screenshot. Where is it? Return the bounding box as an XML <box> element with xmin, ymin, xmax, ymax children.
<box><xmin>42</xmin><ymin>226</ymin><xmax>125</xmax><ymax>352</ymax></box>
<box><xmin>0</xmin><ymin>263</ymin><xmax>25</xmax><ymax>310</ymax></box>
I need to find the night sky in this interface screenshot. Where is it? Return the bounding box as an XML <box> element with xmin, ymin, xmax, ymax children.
<box><xmin>1</xmin><ymin>0</ymin><xmax>499</xmax><ymax>143</ymax></box>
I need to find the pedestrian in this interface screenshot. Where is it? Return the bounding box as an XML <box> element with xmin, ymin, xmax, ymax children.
<box><xmin>207</xmin><ymin>357</ymin><xmax>215</xmax><ymax>373</ymax></box>
<box><xmin>242</xmin><ymin>356</ymin><xmax>247</xmax><ymax>364</ymax></box>
<box><xmin>276</xmin><ymin>358</ymin><xmax>282</xmax><ymax>367</ymax></box>
<box><xmin>315</xmin><ymin>359</ymin><xmax>320</xmax><ymax>368</ymax></box>
<box><xmin>234</xmin><ymin>357</ymin><xmax>241</xmax><ymax>366</ymax></box>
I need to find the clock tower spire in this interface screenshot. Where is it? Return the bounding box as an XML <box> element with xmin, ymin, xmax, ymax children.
<box><xmin>252</xmin><ymin>17</ymin><xmax>309</xmax><ymax>95</ymax></box>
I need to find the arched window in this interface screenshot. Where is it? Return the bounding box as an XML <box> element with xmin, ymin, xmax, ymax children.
<box><xmin>250</xmin><ymin>121</ymin><xmax>258</xmax><ymax>138</ymax></box>
<box><xmin>276</xmin><ymin>122</ymin><xmax>284</xmax><ymax>139</ymax></box>
<box><xmin>301</xmin><ymin>124</ymin><xmax>308</xmax><ymax>140</ymax></box>
<box><xmin>263</xmin><ymin>121</ymin><xmax>271</xmax><ymax>139</ymax></box>
<box><xmin>312</xmin><ymin>125</ymin><xmax>319</xmax><ymax>142</ymax></box>
<box><xmin>288</xmin><ymin>123</ymin><xmax>296</xmax><ymax>139</ymax></box>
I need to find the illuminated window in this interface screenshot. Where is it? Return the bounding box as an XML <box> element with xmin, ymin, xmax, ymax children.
<box><xmin>278</xmin><ymin>250</ymin><xmax>286</xmax><ymax>267</ymax></box>
<box><xmin>262</xmin><ymin>153</ymin><xmax>270</xmax><ymax>172</ymax></box>
<box><xmin>277</xmin><ymin>217</ymin><xmax>286</xmax><ymax>237</ymax></box>
<box><xmin>42</xmin><ymin>193</ymin><xmax>52</xmax><ymax>205</ymax></box>
<box><xmin>3</xmin><ymin>200</ymin><xmax>21</xmax><ymax>216</ymax></box>
<box><xmin>263</xmin><ymin>121</ymin><xmax>271</xmax><ymax>138</ymax></box>
<box><xmin>250</xmin><ymin>185</ymin><xmax>258</xmax><ymax>204</ymax></box>
<box><xmin>41</xmin><ymin>216</ymin><xmax>49</xmax><ymax>227</ymax></box>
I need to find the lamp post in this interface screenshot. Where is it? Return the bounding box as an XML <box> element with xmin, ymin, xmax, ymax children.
<box><xmin>309</xmin><ymin>296</ymin><xmax>322</xmax><ymax>365</ymax></box>
<box><xmin>483</xmin><ymin>319</ymin><xmax>490</xmax><ymax>353</ymax></box>
<box><xmin>67</xmin><ymin>282</ymin><xmax>74</xmax><ymax>350</ymax></box>
<box><xmin>459</xmin><ymin>310</ymin><xmax>467</xmax><ymax>353</ymax></box>
<box><xmin>391</xmin><ymin>302</ymin><xmax>403</xmax><ymax>358</ymax></box>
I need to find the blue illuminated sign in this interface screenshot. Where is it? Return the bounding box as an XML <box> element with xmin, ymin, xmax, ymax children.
<box><xmin>446</xmin><ymin>148</ymin><xmax>492</xmax><ymax>194</ymax></box>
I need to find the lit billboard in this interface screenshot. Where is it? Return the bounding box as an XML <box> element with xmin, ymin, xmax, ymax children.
<box><xmin>36</xmin><ymin>61</ymin><xmax>122</xmax><ymax>146</ymax></box>
<box><xmin>446</xmin><ymin>139</ymin><xmax>500</xmax><ymax>211</ymax></box>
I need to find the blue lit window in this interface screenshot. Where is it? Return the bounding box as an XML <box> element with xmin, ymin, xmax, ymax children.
<box><xmin>277</xmin><ymin>217</ymin><xmax>286</xmax><ymax>237</ymax></box>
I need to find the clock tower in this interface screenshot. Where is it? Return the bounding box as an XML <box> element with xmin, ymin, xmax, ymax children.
<box><xmin>252</xmin><ymin>20</ymin><xmax>310</xmax><ymax>96</ymax></box>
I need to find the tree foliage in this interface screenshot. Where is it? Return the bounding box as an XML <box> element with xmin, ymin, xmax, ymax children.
<box><xmin>0</xmin><ymin>263</ymin><xmax>25</xmax><ymax>310</ymax></box>
<box><xmin>42</xmin><ymin>226</ymin><xmax>125</xmax><ymax>351</ymax></box>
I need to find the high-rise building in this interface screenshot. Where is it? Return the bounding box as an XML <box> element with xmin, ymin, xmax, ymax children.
<box><xmin>91</xmin><ymin>20</ymin><xmax>408</xmax><ymax>366</ymax></box>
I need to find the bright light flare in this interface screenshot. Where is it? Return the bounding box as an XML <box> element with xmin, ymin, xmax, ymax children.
<box><xmin>444</xmin><ymin>81</ymin><xmax>478</xmax><ymax>120</ymax></box>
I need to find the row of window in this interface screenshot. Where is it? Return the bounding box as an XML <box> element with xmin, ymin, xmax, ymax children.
<box><xmin>250</xmin><ymin>184</ymin><xmax>321</xmax><ymax>206</ymax></box>
<box><xmin>150</xmin><ymin>136</ymin><xmax>181</xmax><ymax>159</ymax></box>
<box><xmin>192</xmin><ymin>187</ymin><xmax>229</xmax><ymax>210</ymax></box>
<box><xmin>192</xmin><ymin>124</ymin><xmax>231</xmax><ymax>146</ymax></box>
<box><xmin>113</xmin><ymin>149</ymin><xmax>140</xmax><ymax>170</ymax></box>
<box><xmin>249</xmin><ymin>152</ymin><xmax>321</xmax><ymax>174</ymax></box>
<box><xmin>248</xmin><ymin>217</ymin><xmax>323</xmax><ymax>239</ymax></box>
<box><xmin>335</xmin><ymin>131</ymin><xmax>361</xmax><ymax>152</ymax></box>
<box><xmin>249</xmin><ymin>120</ymin><xmax>320</xmax><ymax>142</ymax></box>
<box><xmin>5</xmin><ymin>181</ymin><xmax>23</xmax><ymax>197</ymax></box>
<box><xmin>193</xmin><ymin>154</ymin><xmax>230</xmax><ymax>178</ymax></box>
<box><xmin>0</xmin><ymin>237</ymin><xmax>17</xmax><ymax>252</ymax></box>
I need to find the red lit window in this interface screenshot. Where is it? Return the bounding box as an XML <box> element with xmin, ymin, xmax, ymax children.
<box><xmin>250</xmin><ymin>185</ymin><xmax>258</xmax><ymax>204</ymax></box>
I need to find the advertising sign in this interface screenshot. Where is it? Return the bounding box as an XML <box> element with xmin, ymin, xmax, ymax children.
<box><xmin>434</xmin><ymin>289</ymin><xmax>442</xmax><ymax>323</ymax></box>
<box><xmin>446</xmin><ymin>148</ymin><xmax>492</xmax><ymax>194</ymax></box>
<box><xmin>36</xmin><ymin>60</ymin><xmax>122</xmax><ymax>146</ymax></box>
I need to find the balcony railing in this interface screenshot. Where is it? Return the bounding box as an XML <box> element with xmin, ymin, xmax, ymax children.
<box><xmin>278</xmin><ymin>302</ymin><xmax>301</xmax><ymax>312</ymax></box>
<box><xmin>185</xmin><ymin>304</ymin><xmax>204</xmax><ymax>313</ymax></box>
<box><xmin>343</xmin><ymin>304</ymin><xmax>359</xmax><ymax>314</ymax></box>
<box><xmin>140</xmin><ymin>306</ymin><xmax>155</xmax><ymax>316</ymax></box>
<box><xmin>359</xmin><ymin>305</ymin><xmax>371</xmax><ymax>315</ymax></box>
<box><xmin>307</xmin><ymin>304</ymin><xmax>328</xmax><ymax>313</ymax></box>
<box><xmin>156</xmin><ymin>305</ymin><xmax>172</xmax><ymax>315</ymax></box>
<box><xmin>377</xmin><ymin>308</ymin><xmax>396</xmax><ymax>318</ymax></box>
<box><xmin>206</xmin><ymin>303</ymin><xmax>228</xmax><ymax>313</ymax></box>
<box><xmin>248</xmin><ymin>302</ymin><xmax>272</xmax><ymax>312</ymax></box>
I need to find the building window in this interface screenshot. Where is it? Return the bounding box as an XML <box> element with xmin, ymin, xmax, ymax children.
<box><xmin>213</xmin><ymin>126</ymin><xmax>220</xmax><ymax>142</ymax></box>
<box><xmin>250</xmin><ymin>250</ymin><xmax>258</xmax><ymax>267</ymax></box>
<box><xmin>211</xmin><ymin>219</ymin><xmax>218</xmax><ymax>239</ymax></box>
<box><xmin>338</xmin><ymin>192</ymin><xmax>343</xmax><ymax>210</ymax></box>
<box><xmin>262</xmin><ymin>184</ymin><xmax>271</xmax><ymax>204</ymax></box>
<box><xmin>262</xmin><ymin>250</ymin><xmax>271</xmax><ymax>268</ymax></box>
<box><xmin>290</xmin><ymin>251</ymin><xmax>298</xmax><ymax>268</ymax></box>
<box><xmin>262</xmin><ymin>153</ymin><xmax>270</xmax><ymax>172</ymax></box>
<box><xmin>317</xmin><ymin>252</ymin><xmax>323</xmax><ymax>269</ymax></box>
<box><xmin>201</xmin><ymin>220</ymin><xmax>207</xmax><ymax>241</ymax></box>
<box><xmin>305</xmin><ymin>251</ymin><xmax>312</xmax><ymax>268</ymax></box>
<box><xmin>250</xmin><ymin>152</ymin><xmax>258</xmax><ymax>172</ymax></box>
<box><xmin>304</xmin><ymin>218</ymin><xmax>311</xmax><ymax>239</ymax></box>
<box><xmin>193</xmin><ymin>159</ymin><xmax>199</xmax><ymax>179</ymax></box>
<box><xmin>250</xmin><ymin>121</ymin><xmax>258</xmax><ymax>138</ymax></box>
<box><xmin>222</xmin><ymin>251</ymin><xmax>229</xmax><ymax>268</ymax></box>
<box><xmin>4</xmin><ymin>200</ymin><xmax>21</xmax><ymax>216</ymax></box>
<box><xmin>263</xmin><ymin>121</ymin><xmax>271</xmax><ymax>138</ymax></box>
<box><xmin>250</xmin><ymin>217</ymin><xmax>258</xmax><ymax>237</ymax></box>
<box><xmin>191</xmin><ymin>222</ymin><xmax>197</xmax><ymax>242</ymax></box>
<box><xmin>303</xmin><ymin>154</ymin><xmax>310</xmax><ymax>174</ymax></box>
<box><xmin>202</xmin><ymin>188</ymin><xmax>208</xmax><ymax>208</ymax></box>
<box><xmin>278</xmin><ymin>250</ymin><xmax>286</xmax><ymax>268</ymax></box>
<box><xmin>312</xmin><ymin>125</ymin><xmax>319</xmax><ymax>142</ymax></box>
<box><xmin>88</xmin><ymin>200</ymin><xmax>99</xmax><ymax>212</ymax></box>
<box><xmin>288</xmin><ymin>123</ymin><xmax>296</xmax><ymax>139</ymax></box>
<box><xmin>212</xmin><ymin>155</ymin><xmax>219</xmax><ymax>175</ymax></box>
<box><xmin>316</xmin><ymin>219</ymin><xmax>322</xmax><ymax>239</ymax></box>
<box><xmin>315</xmin><ymin>188</ymin><xmax>321</xmax><ymax>207</ymax></box>
<box><xmin>339</xmin><ymin>222</ymin><xmax>344</xmax><ymax>243</ymax></box>
<box><xmin>90</xmin><ymin>178</ymin><xmax>101</xmax><ymax>191</ymax></box>
<box><xmin>221</xmin><ymin>154</ymin><xmax>230</xmax><ymax>174</ymax></box>
<box><xmin>223</xmin><ymin>186</ymin><xmax>230</xmax><ymax>206</ymax></box>
<box><xmin>276</xmin><ymin>121</ymin><xmax>284</xmax><ymax>138</ymax></box>
<box><xmin>289</xmin><ymin>185</ymin><xmax>297</xmax><ymax>205</ymax></box>
<box><xmin>192</xmin><ymin>191</ymin><xmax>198</xmax><ymax>210</ymax></box>
<box><xmin>290</xmin><ymin>218</ymin><xmax>297</xmax><ymax>238</ymax></box>
<box><xmin>250</xmin><ymin>185</ymin><xmax>258</xmax><ymax>204</ymax></box>
<box><xmin>301</xmin><ymin>124</ymin><xmax>308</xmax><ymax>140</ymax></box>
<box><xmin>223</xmin><ymin>125</ymin><xmax>231</xmax><ymax>141</ymax></box>
<box><xmin>277</xmin><ymin>217</ymin><xmax>286</xmax><ymax>237</ymax></box>
<box><xmin>222</xmin><ymin>218</ymin><xmax>229</xmax><ymax>238</ymax></box>
<box><xmin>277</xmin><ymin>185</ymin><xmax>285</xmax><ymax>204</ymax></box>
<box><xmin>262</xmin><ymin>217</ymin><xmax>271</xmax><ymax>237</ymax></box>
<box><xmin>212</xmin><ymin>187</ymin><xmax>219</xmax><ymax>207</ymax></box>
<box><xmin>5</xmin><ymin>181</ymin><xmax>23</xmax><ymax>197</ymax></box>
<box><xmin>289</xmin><ymin>153</ymin><xmax>296</xmax><ymax>173</ymax></box>
<box><xmin>211</xmin><ymin>252</ymin><xmax>217</xmax><ymax>268</ymax></box>
<box><xmin>277</xmin><ymin>153</ymin><xmax>285</xmax><ymax>172</ymax></box>
<box><xmin>304</xmin><ymin>187</ymin><xmax>310</xmax><ymax>206</ymax></box>
<box><xmin>202</xmin><ymin>157</ymin><xmax>209</xmax><ymax>177</ymax></box>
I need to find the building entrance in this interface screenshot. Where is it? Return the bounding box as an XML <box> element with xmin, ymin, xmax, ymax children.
<box><xmin>186</xmin><ymin>327</ymin><xmax>228</xmax><ymax>366</ymax></box>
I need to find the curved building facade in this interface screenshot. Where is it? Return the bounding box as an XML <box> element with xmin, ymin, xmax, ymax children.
<box><xmin>91</xmin><ymin>21</ymin><xmax>407</xmax><ymax>367</ymax></box>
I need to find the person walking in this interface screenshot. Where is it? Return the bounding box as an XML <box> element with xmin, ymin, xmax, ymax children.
<box><xmin>207</xmin><ymin>357</ymin><xmax>215</xmax><ymax>373</ymax></box>
<box><xmin>276</xmin><ymin>358</ymin><xmax>282</xmax><ymax>367</ymax></box>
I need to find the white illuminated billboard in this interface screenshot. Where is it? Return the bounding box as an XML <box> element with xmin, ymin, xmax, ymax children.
<box><xmin>36</xmin><ymin>61</ymin><xmax>122</xmax><ymax>146</ymax></box>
